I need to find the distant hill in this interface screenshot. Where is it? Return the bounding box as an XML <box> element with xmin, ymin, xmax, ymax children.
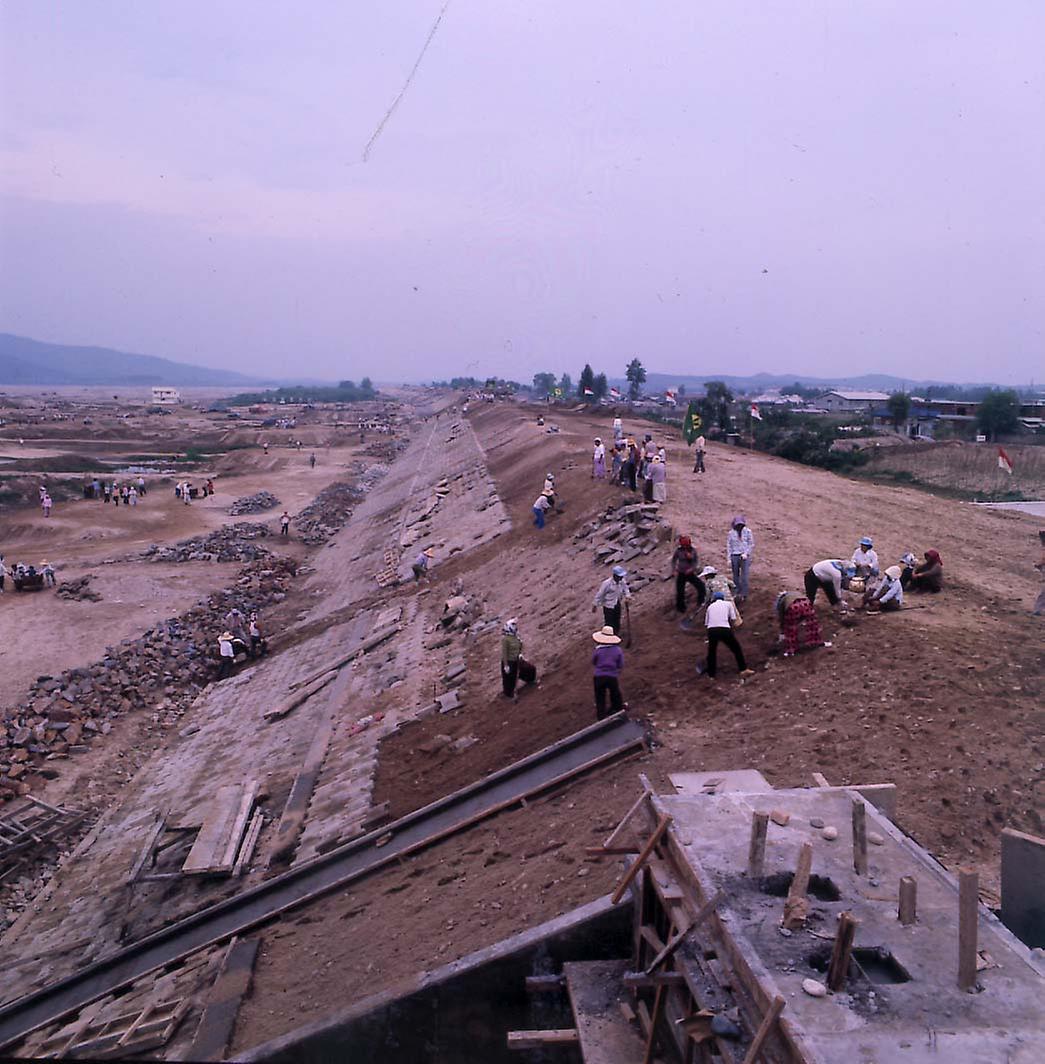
<box><xmin>0</xmin><ymin>333</ymin><xmax>266</xmax><ymax>387</ymax></box>
<box><xmin>620</xmin><ymin>371</ymin><xmax>1023</xmax><ymax>395</ymax></box>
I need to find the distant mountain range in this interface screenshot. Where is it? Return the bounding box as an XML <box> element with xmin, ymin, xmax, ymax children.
<box><xmin>622</xmin><ymin>371</ymin><xmax>1026</xmax><ymax>395</ymax></box>
<box><xmin>0</xmin><ymin>334</ymin><xmax>266</xmax><ymax>387</ymax></box>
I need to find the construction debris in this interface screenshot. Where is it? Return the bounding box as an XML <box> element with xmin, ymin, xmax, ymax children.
<box><xmin>140</xmin><ymin>523</ymin><xmax>272</xmax><ymax>563</ymax></box>
<box><xmin>228</xmin><ymin>490</ymin><xmax>281</xmax><ymax>515</ymax></box>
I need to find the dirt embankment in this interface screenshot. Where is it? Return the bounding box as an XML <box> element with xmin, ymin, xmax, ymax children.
<box><xmin>375</xmin><ymin>402</ymin><xmax>1042</xmax><ymax>894</ymax></box>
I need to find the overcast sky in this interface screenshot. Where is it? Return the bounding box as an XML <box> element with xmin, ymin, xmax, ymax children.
<box><xmin>2</xmin><ymin>2</ymin><xmax>1042</xmax><ymax>384</ymax></box>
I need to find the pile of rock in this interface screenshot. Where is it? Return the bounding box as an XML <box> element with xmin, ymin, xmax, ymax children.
<box><xmin>229</xmin><ymin>490</ymin><xmax>280</xmax><ymax>515</ymax></box>
<box><xmin>141</xmin><ymin>522</ymin><xmax>272</xmax><ymax>563</ymax></box>
<box><xmin>574</xmin><ymin>501</ymin><xmax>671</xmax><ymax>567</ymax></box>
<box><xmin>293</xmin><ymin>481</ymin><xmax>365</xmax><ymax>544</ymax></box>
<box><xmin>0</xmin><ymin>556</ymin><xmax>297</xmax><ymax>800</ymax></box>
<box><xmin>54</xmin><ymin>576</ymin><xmax>101</xmax><ymax>602</ymax></box>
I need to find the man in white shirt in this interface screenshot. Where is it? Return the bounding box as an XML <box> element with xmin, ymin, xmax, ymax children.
<box><xmin>693</xmin><ymin>435</ymin><xmax>706</xmax><ymax>473</ymax></box>
<box><xmin>851</xmin><ymin>537</ymin><xmax>879</xmax><ymax>577</ymax></box>
<box><xmin>804</xmin><ymin>559</ymin><xmax>846</xmax><ymax>607</ymax></box>
<box><xmin>701</xmin><ymin>593</ymin><xmax>754</xmax><ymax>678</ymax></box>
<box><xmin>533</xmin><ymin>491</ymin><xmax>552</xmax><ymax>529</ymax></box>
<box><xmin>593</xmin><ymin>566</ymin><xmax>631</xmax><ymax>634</ymax></box>
<box><xmin>217</xmin><ymin>632</ymin><xmax>236</xmax><ymax>679</ymax></box>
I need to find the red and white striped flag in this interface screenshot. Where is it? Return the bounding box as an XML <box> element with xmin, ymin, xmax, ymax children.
<box><xmin>609</xmin><ymin>387</ymin><xmax>621</xmax><ymax>399</ymax></box>
<box><xmin>750</xmin><ymin>403</ymin><xmax>763</xmax><ymax>421</ymax></box>
<box><xmin>583</xmin><ymin>388</ymin><xmax>594</xmax><ymax>396</ymax></box>
<box><xmin>997</xmin><ymin>447</ymin><xmax>1013</xmax><ymax>474</ymax></box>
<box><xmin>665</xmin><ymin>390</ymin><xmax>676</xmax><ymax>401</ymax></box>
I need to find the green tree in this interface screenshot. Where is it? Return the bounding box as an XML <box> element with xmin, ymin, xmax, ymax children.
<box><xmin>338</xmin><ymin>379</ymin><xmax>357</xmax><ymax>390</ymax></box>
<box><xmin>625</xmin><ymin>358</ymin><xmax>646</xmax><ymax>400</ymax></box>
<box><xmin>578</xmin><ymin>363</ymin><xmax>596</xmax><ymax>397</ymax></box>
<box><xmin>886</xmin><ymin>391</ymin><xmax>911</xmax><ymax>430</ymax></box>
<box><xmin>977</xmin><ymin>389</ymin><xmax>1020</xmax><ymax>440</ymax></box>
<box><xmin>593</xmin><ymin>372</ymin><xmax>608</xmax><ymax>400</ymax></box>
<box><xmin>532</xmin><ymin>372</ymin><xmax>556</xmax><ymax>397</ymax></box>
<box><xmin>701</xmin><ymin>380</ymin><xmax>734</xmax><ymax>431</ymax></box>
<box><xmin>558</xmin><ymin>373</ymin><xmax>572</xmax><ymax>397</ymax></box>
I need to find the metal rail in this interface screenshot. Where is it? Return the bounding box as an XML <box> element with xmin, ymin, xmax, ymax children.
<box><xmin>0</xmin><ymin>713</ymin><xmax>646</xmax><ymax>1048</ymax></box>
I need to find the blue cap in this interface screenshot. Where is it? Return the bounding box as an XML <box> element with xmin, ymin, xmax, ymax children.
<box><xmin>612</xmin><ymin>566</ymin><xmax>627</xmax><ymax>578</ymax></box>
<box><xmin>712</xmin><ymin>591</ymin><xmax>726</xmax><ymax>602</ymax></box>
<box><xmin>859</xmin><ymin>537</ymin><xmax>873</xmax><ymax>547</ymax></box>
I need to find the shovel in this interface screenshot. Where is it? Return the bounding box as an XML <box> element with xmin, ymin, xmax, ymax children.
<box><xmin>624</xmin><ymin>601</ymin><xmax>634</xmax><ymax>648</ymax></box>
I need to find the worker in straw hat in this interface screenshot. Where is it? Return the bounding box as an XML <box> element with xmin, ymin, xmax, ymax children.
<box><xmin>412</xmin><ymin>547</ymin><xmax>435</xmax><ymax>582</ymax></box>
<box><xmin>592</xmin><ymin>625</ymin><xmax>626</xmax><ymax>719</ymax></box>
<box><xmin>532</xmin><ymin>488</ymin><xmax>553</xmax><ymax>529</ymax></box>
<box><xmin>217</xmin><ymin>631</ymin><xmax>237</xmax><ymax>679</ymax></box>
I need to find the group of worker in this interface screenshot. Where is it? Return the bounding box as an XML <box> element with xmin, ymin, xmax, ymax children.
<box><xmin>0</xmin><ymin>555</ymin><xmax>56</xmax><ymax>592</ymax></box>
<box><xmin>216</xmin><ymin>607</ymin><xmax>268</xmax><ymax>678</ymax></box>
<box><xmin>804</xmin><ymin>538</ymin><xmax>944</xmax><ymax>614</ymax></box>
<box><xmin>83</xmin><ymin>476</ymin><xmax>149</xmax><ymax>505</ymax></box>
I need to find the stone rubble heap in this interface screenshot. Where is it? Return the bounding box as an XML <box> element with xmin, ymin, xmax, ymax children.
<box><xmin>140</xmin><ymin>522</ymin><xmax>272</xmax><ymax>563</ymax></box>
<box><xmin>574</xmin><ymin>501</ymin><xmax>672</xmax><ymax>567</ymax></box>
<box><xmin>54</xmin><ymin>575</ymin><xmax>102</xmax><ymax>602</ymax></box>
<box><xmin>0</xmin><ymin>556</ymin><xmax>297</xmax><ymax>801</ymax></box>
<box><xmin>228</xmin><ymin>490</ymin><xmax>281</xmax><ymax>515</ymax></box>
<box><xmin>293</xmin><ymin>480</ymin><xmax>367</xmax><ymax>544</ymax></box>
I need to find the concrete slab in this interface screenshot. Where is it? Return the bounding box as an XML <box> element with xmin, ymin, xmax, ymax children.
<box><xmin>651</xmin><ymin>787</ymin><xmax>1045</xmax><ymax>1063</ymax></box>
<box><xmin>1000</xmin><ymin>827</ymin><xmax>1045</xmax><ymax>948</ymax></box>
<box><xmin>669</xmin><ymin>769</ymin><xmax>772</xmax><ymax>796</ymax></box>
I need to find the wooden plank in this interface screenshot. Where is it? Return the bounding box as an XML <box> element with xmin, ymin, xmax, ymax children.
<box><xmin>645</xmin><ymin>890</ymin><xmax>725</xmax><ymax>975</ymax></box>
<box><xmin>507</xmin><ymin>1029</ymin><xmax>578</xmax><ymax>1050</ymax></box>
<box><xmin>811</xmin><ymin>772</ymin><xmax>831</xmax><ymax>787</ymax></box>
<box><xmin>187</xmin><ymin>938</ymin><xmax>260</xmax><ymax>1062</ymax></box>
<box><xmin>851</xmin><ymin>798</ymin><xmax>868</xmax><ymax>876</ymax></box>
<box><xmin>741</xmin><ymin>995</ymin><xmax>786</xmax><ymax>1064</ymax></box>
<box><xmin>233</xmin><ymin>810</ymin><xmax>265</xmax><ymax>877</ymax></box>
<box><xmin>958</xmin><ymin>869</ymin><xmax>979</xmax><ymax>990</ymax></box>
<box><xmin>524</xmin><ymin>975</ymin><xmax>564</xmax><ymax>993</ymax></box>
<box><xmin>264</xmin><ymin>671</ymin><xmax>337</xmax><ymax>723</ymax></box>
<box><xmin>898</xmin><ymin>875</ymin><xmax>917</xmax><ymax>926</ymax></box>
<box><xmin>611</xmin><ymin>815</ymin><xmax>671</xmax><ymax>904</ymax></box>
<box><xmin>622</xmin><ymin>971</ymin><xmax>686</xmax><ymax>989</ymax></box>
<box><xmin>782</xmin><ymin>842</ymin><xmax>813</xmax><ymax>930</ymax></box>
<box><xmin>601</xmin><ymin>789</ymin><xmax>652</xmax><ymax>850</ymax></box>
<box><xmin>219</xmin><ymin>781</ymin><xmax>259</xmax><ymax>870</ymax></box>
<box><xmin>827</xmin><ymin>912</ymin><xmax>858</xmax><ymax>992</ymax></box>
<box><xmin>747</xmin><ymin>812</ymin><xmax>769</xmax><ymax>877</ymax></box>
<box><xmin>127</xmin><ymin>812</ymin><xmax>168</xmax><ymax>886</ymax></box>
<box><xmin>642</xmin><ymin>985</ymin><xmax>665</xmax><ymax>1064</ymax></box>
<box><xmin>564</xmin><ymin>960</ymin><xmax>645</xmax><ymax>1064</ymax></box>
<box><xmin>181</xmin><ymin>786</ymin><xmax>245</xmax><ymax>875</ymax></box>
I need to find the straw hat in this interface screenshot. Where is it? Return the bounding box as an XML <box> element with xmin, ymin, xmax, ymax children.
<box><xmin>592</xmin><ymin>625</ymin><xmax>621</xmax><ymax>645</ymax></box>
<box><xmin>220</xmin><ymin>631</ymin><xmax>234</xmax><ymax>641</ymax></box>
<box><xmin>699</xmin><ymin>565</ymin><xmax>716</xmax><ymax>578</ymax></box>
<box><xmin>423</xmin><ymin>547</ymin><xmax>435</xmax><ymax>557</ymax></box>
<box><xmin>884</xmin><ymin>565</ymin><xmax>902</xmax><ymax>580</ymax></box>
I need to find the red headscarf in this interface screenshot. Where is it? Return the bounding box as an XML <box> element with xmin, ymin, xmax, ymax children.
<box><xmin>925</xmin><ymin>549</ymin><xmax>942</xmax><ymax>566</ymax></box>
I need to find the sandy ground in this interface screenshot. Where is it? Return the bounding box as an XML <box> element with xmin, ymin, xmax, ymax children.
<box><xmin>2</xmin><ymin>392</ymin><xmax>1041</xmax><ymax>1058</ymax></box>
<box><xmin>233</xmin><ymin>400</ymin><xmax>1042</xmax><ymax>1051</ymax></box>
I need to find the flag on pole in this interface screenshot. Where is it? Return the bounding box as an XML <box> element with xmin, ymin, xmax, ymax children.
<box><xmin>583</xmin><ymin>388</ymin><xmax>594</xmax><ymax>396</ymax></box>
<box><xmin>998</xmin><ymin>447</ymin><xmax>1014</xmax><ymax>474</ymax></box>
<box><xmin>609</xmin><ymin>387</ymin><xmax>621</xmax><ymax>399</ymax></box>
<box><xmin>750</xmin><ymin>403</ymin><xmax>763</xmax><ymax>421</ymax></box>
<box><xmin>682</xmin><ymin>401</ymin><xmax>703</xmax><ymax>445</ymax></box>
<box><xmin>665</xmin><ymin>390</ymin><xmax>676</xmax><ymax>402</ymax></box>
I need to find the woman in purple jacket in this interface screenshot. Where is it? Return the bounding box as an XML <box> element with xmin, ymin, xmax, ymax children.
<box><xmin>592</xmin><ymin>625</ymin><xmax>626</xmax><ymax>720</ymax></box>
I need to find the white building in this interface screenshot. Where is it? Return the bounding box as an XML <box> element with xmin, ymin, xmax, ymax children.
<box><xmin>817</xmin><ymin>389</ymin><xmax>889</xmax><ymax>413</ymax></box>
<box><xmin>151</xmin><ymin>387</ymin><xmax>182</xmax><ymax>405</ymax></box>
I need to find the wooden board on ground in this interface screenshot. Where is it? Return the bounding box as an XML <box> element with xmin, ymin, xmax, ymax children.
<box><xmin>186</xmin><ymin>937</ymin><xmax>260</xmax><ymax>1062</ymax></box>
<box><xmin>182</xmin><ymin>782</ymin><xmax>257</xmax><ymax>876</ymax></box>
<box><xmin>564</xmin><ymin>959</ymin><xmax>646</xmax><ymax>1064</ymax></box>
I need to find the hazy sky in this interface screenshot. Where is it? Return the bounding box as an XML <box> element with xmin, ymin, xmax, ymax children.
<box><xmin>2</xmin><ymin>2</ymin><xmax>1043</xmax><ymax>384</ymax></box>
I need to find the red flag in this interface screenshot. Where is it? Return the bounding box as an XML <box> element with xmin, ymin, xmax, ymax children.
<box><xmin>997</xmin><ymin>447</ymin><xmax>1013</xmax><ymax>474</ymax></box>
<box><xmin>750</xmin><ymin>403</ymin><xmax>763</xmax><ymax>421</ymax></box>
